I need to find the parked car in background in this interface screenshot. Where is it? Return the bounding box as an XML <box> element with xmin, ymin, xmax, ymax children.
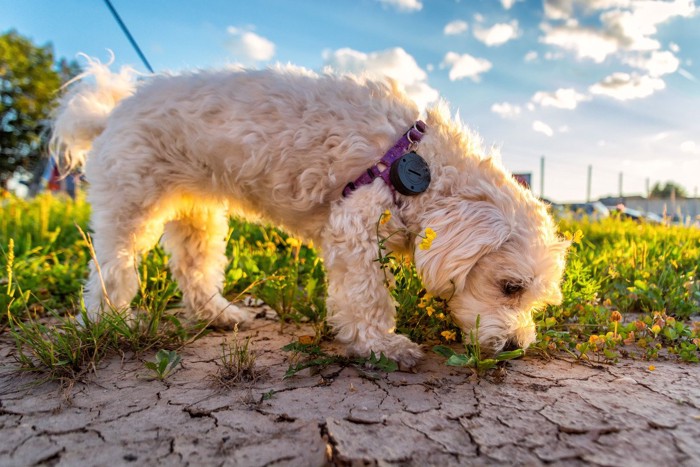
<box><xmin>560</xmin><ymin>201</ymin><xmax>610</xmax><ymax>220</ymax></box>
<box><xmin>613</xmin><ymin>205</ymin><xmax>662</xmax><ymax>224</ymax></box>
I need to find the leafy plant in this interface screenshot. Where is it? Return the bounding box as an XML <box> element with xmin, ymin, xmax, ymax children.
<box><xmin>433</xmin><ymin>315</ymin><xmax>525</xmax><ymax>375</ymax></box>
<box><xmin>144</xmin><ymin>349</ymin><xmax>182</xmax><ymax>381</ymax></box>
<box><xmin>282</xmin><ymin>341</ymin><xmax>397</xmax><ymax>379</ymax></box>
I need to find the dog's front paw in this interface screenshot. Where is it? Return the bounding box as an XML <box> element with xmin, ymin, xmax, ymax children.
<box><xmin>349</xmin><ymin>333</ymin><xmax>424</xmax><ymax>369</ymax></box>
<box><xmin>380</xmin><ymin>334</ymin><xmax>424</xmax><ymax>368</ymax></box>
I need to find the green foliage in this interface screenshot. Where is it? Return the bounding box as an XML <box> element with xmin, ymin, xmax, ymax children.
<box><xmin>535</xmin><ymin>217</ymin><xmax>700</xmax><ymax>363</ymax></box>
<box><xmin>144</xmin><ymin>349</ymin><xmax>182</xmax><ymax>381</ymax></box>
<box><xmin>281</xmin><ymin>342</ymin><xmax>397</xmax><ymax>378</ymax></box>
<box><xmin>650</xmin><ymin>181</ymin><xmax>688</xmax><ymax>199</ymax></box>
<box><xmin>3</xmin><ymin>194</ymin><xmax>699</xmax><ymax>380</ymax></box>
<box><xmin>8</xmin><ymin>304</ymin><xmax>193</xmax><ymax>383</ymax></box>
<box><xmin>1</xmin><ymin>193</ymin><xmax>91</xmax><ymax>322</ymax></box>
<box><xmin>224</xmin><ymin>223</ymin><xmax>328</xmax><ymax>337</ymax></box>
<box><xmin>0</xmin><ymin>31</ymin><xmax>79</xmax><ymax>184</ymax></box>
<box><xmin>374</xmin><ymin>210</ymin><xmax>460</xmax><ymax>345</ymax></box>
<box><xmin>433</xmin><ymin>316</ymin><xmax>525</xmax><ymax>375</ymax></box>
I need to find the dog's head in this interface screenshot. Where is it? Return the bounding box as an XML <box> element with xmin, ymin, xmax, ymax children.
<box><xmin>414</xmin><ymin>197</ymin><xmax>569</xmax><ymax>353</ymax></box>
<box><xmin>412</xmin><ymin>107</ymin><xmax>569</xmax><ymax>354</ymax></box>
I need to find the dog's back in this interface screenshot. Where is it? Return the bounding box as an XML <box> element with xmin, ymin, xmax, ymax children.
<box><xmin>54</xmin><ymin>63</ymin><xmax>419</xmax><ymax>233</ymax></box>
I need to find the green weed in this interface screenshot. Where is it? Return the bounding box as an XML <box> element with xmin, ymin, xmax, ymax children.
<box><xmin>144</xmin><ymin>349</ymin><xmax>182</xmax><ymax>381</ymax></box>
<box><xmin>282</xmin><ymin>341</ymin><xmax>397</xmax><ymax>379</ymax></box>
<box><xmin>214</xmin><ymin>328</ymin><xmax>264</xmax><ymax>387</ymax></box>
<box><xmin>433</xmin><ymin>315</ymin><xmax>525</xmax><ymax>375</ymax></box>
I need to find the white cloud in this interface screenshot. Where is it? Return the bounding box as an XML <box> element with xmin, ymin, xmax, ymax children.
<box><xmin>651</xmin><ymin>131</ymin><xmax>669</xmax><ymax>142</ymax></box>
<box><xmin>544</xmin><ymin>0</ymin><xmax>633</xmax><ymax>20</ymax></box>
<box><xmin>589</xmin><ymin>72</ymin><xmax>665</xmax><ymax>100</ymax></box>
<box><xmin>540</xmin><ymin>23</ymin><xmax>618</xmax><ymax>63</ymax></box>
<box><xmin>603</xmin><ymin>0</ymin><xmax>695</xmax><ymax>50</ymax></box>
<box><xmin>669</xmin><ymin>42</ymin><xmax>680</xmax><ymax>53</ymax></box>
<box><xmin>624</xmin><ymin>50</ymin><xmax>679</xmax><ymax>77</ymax></box>
<box><xmin>680</xmin><ymin>141</ymin><xmax>699</xmax><ymax>154</ymax></box>
<box><xmin>441</xmin><ymin>52</ymin><xmax>492</xmax><ymax>82</ymax></box>
<box><xmin>501</xmin><ymin>0</ymin><xmax>521</xmax><ymax>9</ymax></box>
<box><xmin>532</xmin><ymin>87</ymin><xmax>590</xmax><ymax>109</ymax></box>
<box><xmin>377</xmin><ymin>0</ymin><xmax>422</xmax><ymax>12</ymax></box>
<box><xmin>533</xmin><ymin>120</ymin><xmax>554</xmax><ymax>137</ymax></box>
<box><xmin>444</xmin><ymin>20</ymin><xmax>468</xmax><ymax>35</ymax></box>
<box><xmin>541</xmin><ymin>0</ymin><xmax>696</xmax><ymax>63</ymax></box>
<box><xmin>474</xmin><ymin>20</ymin><xmax>520</xmax><ymax>46</ymax></box>
<box><xmin>491</xmin><ymin>102</ymin><xmax>522</xmax><ymax>119</ymax></box>
<box><xmin>226</xmin><ymin>27</ymin><xmax>275</xmax><ymax>62</ymax></box>
<box><xmin>323</xmin><ymin>47</ymin><xmax>438</xmax><ymax>109</ymax></box>
<box><xmin>543</xmin><ymin>0</ymin><xmax>569</xmax><ymax>20</ymax></box>
<box><xmin>524</xmin><ymin>51</ymin><xmax>538</xmax><ymax>62</ymax></box>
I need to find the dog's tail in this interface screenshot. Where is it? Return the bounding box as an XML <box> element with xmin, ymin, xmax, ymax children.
<box><xmin>51</xmin><ymin>55</ymin><xmax>141</xmax><ymax>171</ymax></box>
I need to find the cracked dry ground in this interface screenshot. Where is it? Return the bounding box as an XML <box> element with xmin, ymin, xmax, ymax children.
<box><xmin>1</xmin><ymin>316</ymin><xmax>699</xmax><ymax>466</ymax></box>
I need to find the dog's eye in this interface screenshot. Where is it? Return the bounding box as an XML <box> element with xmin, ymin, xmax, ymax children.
<box><xmin>502</xmin><ymin>281</ymin><xmax>524</xmax><ymax>296</ymax></box>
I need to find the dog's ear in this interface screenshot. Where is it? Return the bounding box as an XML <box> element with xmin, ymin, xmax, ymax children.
<box><xmin>539</xmin><ymin>237</ymin><xmax>571</xmax><ymax>306</ymax></box>
<box><xmin>414</xmin><ymin>200</ymin><xmax>511</xmax><ymax>297</ymax></box>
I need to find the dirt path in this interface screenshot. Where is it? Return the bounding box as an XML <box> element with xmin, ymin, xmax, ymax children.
<box><xmin>1</xmin><ymin>314</ymin><xmax>699</xmax><ymax>466</ymax></box>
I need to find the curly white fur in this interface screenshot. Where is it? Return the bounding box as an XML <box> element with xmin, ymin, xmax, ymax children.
<box><xmin>52</xmin><ymin>59</ymin><xmax>568</xmax><ymax>366</ymax></box>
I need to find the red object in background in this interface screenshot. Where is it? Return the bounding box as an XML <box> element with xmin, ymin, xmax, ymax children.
<box><xmin>47</xmin><ymin>164</ymin><xmax>61</xmax><ymax>191</ymax></box>
<box><xmin>513</xmin><ymin>173</ymin><xmax>531</xmax><ymax>189</ymax></box>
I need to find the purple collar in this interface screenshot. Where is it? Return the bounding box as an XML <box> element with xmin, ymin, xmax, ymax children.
<box><xmin>342</xmin><ymin>120</ymin><xmax>427</xmax><ymax>198</ymax></box>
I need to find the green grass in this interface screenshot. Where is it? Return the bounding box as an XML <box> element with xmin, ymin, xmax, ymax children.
<box><xmin>1</xmin><ymin>193</ymin><xmax>699</xmax><ymax>381</ymax></box>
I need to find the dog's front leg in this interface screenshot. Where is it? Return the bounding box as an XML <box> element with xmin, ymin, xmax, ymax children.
<box><xmin>322</xmin><ymin>193</ymin><xmax>423</xmax><ymax>367</ymax></box>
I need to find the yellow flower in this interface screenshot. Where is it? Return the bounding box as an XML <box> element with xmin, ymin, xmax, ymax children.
<box><xmin>425</xmin><ymin>306</ymin><xmax>435</xmax><ymax>317</ymax></box>
<box><xmin>379</xmin><ymin>209</ymin><xmax>392</xmax><ymax>224</ymax></box>
<box><xmin>651</xmin><ymin>324</ymin><xmax>661</xmax><ymax>335</ymax></box>
<box><xmin>648</xmin><ymin>365</ymin><xmax>656</xmax><ymax>371</ymax></box>
<box><xmin>418</xmin><ymin>293</ymin><xmax>433</xmax><ymax>309</ymax></box>
<box><xmin>419</xmin><ymin>228</ymin><xmax>437</xmax><ymax>250</ymax></box>
<box><xmin>441</xmin><ymin>330</ymin><xmax>457</xmax><ymax>342</ymax></box>
<box><xmin>286</xmin><ymin>237</ymin><xmax>302</xmax><ymax>249</ymax></box>
<box><xmin>564</xmin><ymin>229</ymin><xmax>584</xmax><ymax>245</ymax></box>
<box><xmin>437</xmin><ymin>313</ymin><xmax>445</xmax><ymax>320</ymax></box>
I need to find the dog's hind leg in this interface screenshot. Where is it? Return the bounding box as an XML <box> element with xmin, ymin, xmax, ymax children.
<box><xmin>322</xmin><ymin>188</ymin><xmax>424</xmax><ymax>367</ymax></box>
<box><xmin>161</xmin><ymin>202</ymin><xmax>249</xmax><ymax>328</ymax></box>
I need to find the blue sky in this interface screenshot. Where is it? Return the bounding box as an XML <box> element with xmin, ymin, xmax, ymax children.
<box><xmin>3</xmin><ymin>0</ymin><xmax>699</xmax><ymax>202</ymax></box>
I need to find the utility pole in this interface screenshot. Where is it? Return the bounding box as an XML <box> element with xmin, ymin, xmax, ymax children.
<box><xmin>539</xmin><ymin>156</ymin><xmax>545</xmax><ymax>199</ymax></box>
<box><xmin>618</xmin><ymin>172</ymin><xmax>623</xmax><ymax>202</ymax></box>
<box><xmin>586</xmin><ymin>165</ymin><xmax>592</xmax><ymax>203</ymax></box>
<box><xmin>645</xmin><ymin>178</ymin><xmax>650</xmax><ymax>213</ymax></box>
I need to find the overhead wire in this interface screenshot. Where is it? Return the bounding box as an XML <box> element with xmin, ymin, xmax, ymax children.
<box><xmin>103</xmin><ymin>0</ymin><xmax>154</xmax><ymax>73</ymax></box>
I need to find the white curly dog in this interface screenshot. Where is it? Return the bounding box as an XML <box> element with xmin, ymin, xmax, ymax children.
<box><xmin>52</xmin><ymin>59</ymin><xmax>568</xmax><ymax>366</ymax></box>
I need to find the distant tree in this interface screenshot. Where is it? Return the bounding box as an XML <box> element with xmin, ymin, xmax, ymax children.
<box><xmin>0</xmin><ymin>31</ymin><xmax>79</xmax><ymax>188</ymax></box>
<box><xmin>650</xmin><ymin>181</ymin><xmax>688</xmax><ymax>199</ymax></box>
